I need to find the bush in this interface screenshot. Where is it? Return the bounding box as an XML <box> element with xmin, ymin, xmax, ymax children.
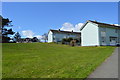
<box><xmin>67</xmin><ymin>37</ymin><xmax>73</xmax><ymax>42</ymax></box>
<box><xmin>70</xmin><ymin>40</ymin><xmax>76</xmax><ymax>47</ymax></box>
<box><xmin>62</xmin><ymin>38</ymin><xmax>67</xmax><ymax>44</ymax></box>
<box><xmin>62</xmin><ymin>38</ymin><xmax>73</xmax><ymax>44</ymax></box>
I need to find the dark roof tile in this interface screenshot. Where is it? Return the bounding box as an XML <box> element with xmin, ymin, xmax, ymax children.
<box><xmin>50</xmin><ymin>29</ymin><xmax>81</xmax><ymax>34</ymax></box>
<box><xmin>88</xmin><ymin>20</ymin><xmax>120</xmax><ymax>28</ymax></box>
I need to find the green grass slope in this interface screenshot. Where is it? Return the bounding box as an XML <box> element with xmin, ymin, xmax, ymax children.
<box><xmin>2</xmin><ymin>43</ymin><xmax>115</xmax><ymax>78</ymax></box>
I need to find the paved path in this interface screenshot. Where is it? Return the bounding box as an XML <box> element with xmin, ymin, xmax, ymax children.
<box><xmin>87</xmin><ymin>47</ymin><xmax>118</xmax><ymax>78</ymax></box>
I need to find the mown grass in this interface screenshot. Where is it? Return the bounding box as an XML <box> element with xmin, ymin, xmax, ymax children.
<box><xmin>2</xmin><ymin>43</ymin><xmax>115</xmax><ymax>78</ymax></box>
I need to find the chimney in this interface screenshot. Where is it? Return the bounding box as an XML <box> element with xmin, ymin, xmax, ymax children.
<box><xmin>72</xmin><ymin>30</ymin><xmax>73</xmax><ymax>32</ymax></box>
<box><xmin>59</xmin><ymin>29</ymin><xmax>60</xmax><ymax>31</ymax></box>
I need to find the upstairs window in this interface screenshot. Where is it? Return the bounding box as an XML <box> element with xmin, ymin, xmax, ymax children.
<box><xmin>101</xmin><ymin>31</ymin><xmax>106</xmax><ymax>37</ymax></box>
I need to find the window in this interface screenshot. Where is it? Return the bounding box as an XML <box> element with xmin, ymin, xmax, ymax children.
<box><xmin>115</xmin><ymin>29</ymin><xmax>118</xmax><ymax>33</ymax></box>
<box><xmin>101</xmin><ymin>31</ymin><xmax>106</xmax><ymax>37</ymax></box>
<box><xmin>67</xmin><ymin>34</ymin><xmax>70</xmax><ymax>38</ymax></box>
<box><xmin>110</xmin><ymin>37</ymin><xmax>117</xmax><ymax>42</ymax></box>
<box><xmin>101</xmin><ymin>37</ymin><xmax>106</xmax><ymax>41</ymax></box>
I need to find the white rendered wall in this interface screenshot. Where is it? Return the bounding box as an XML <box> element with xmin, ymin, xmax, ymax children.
<box><xmin>48</xmin><ymin>31</ymin><xmax>53</xmax><ymax>42</ymax></box>
<box><xmin>81</xmin><ymin>22</ymin><xmax>99</xmax><ymax>46</ymax></box>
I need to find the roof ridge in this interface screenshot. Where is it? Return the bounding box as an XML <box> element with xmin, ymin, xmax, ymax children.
<box><xmin>50</xmin><ymin>29</ymin><xmax>81</xmax><ymax>34</ymax></box>
<box><xmin>88</xmin><ymin>20</ymin><xmax>120</xmax><ymax>27</ymax></box>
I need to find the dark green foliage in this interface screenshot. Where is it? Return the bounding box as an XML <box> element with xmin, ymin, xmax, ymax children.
<box><xmin>62</xmin><ymin>37</ymin><xmax>73</xmax><ymax>44</ymax></box>
<box><xmin>2</xmin><ymin>18</ymin><xmax>12</xmax><ymax>28</ymax></box>
<box><xmin>74</xmin><ymin>39</ymin><xmax>79</xmax><ymax>43</ymax></box>
<box><xmin>62</xmin><ymin>38</ymin><xmax>80</xmax><ymax>45</ymax></box>
<box><xmin>62</xmin><ymin>38</ymin><xmax>67</xmax><ymax>44</ymax></box>
<box><xmin>1</xmin><ymin>16</ymin><xmax>15</xmax><ymax>43</ymax></box>
<box><xmin>32</xmin><ymin>37</ymin><xmax>40</xmax><ymax>42</ymax></box>
<box><xmin>67</xmin><ymin>37</ymin><xmax>73</xmax><ymax>42</ymax></box>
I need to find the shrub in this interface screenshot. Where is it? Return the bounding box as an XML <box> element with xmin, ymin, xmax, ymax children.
<box><xmin>62</xmin><ymin>38</ymin><xmax>73</xmax><ymax>44</ymax></box>
<box><xmin>70</xmin><ymin>40</ymin><xmax>76</xmax><ymax>47</ymax></box>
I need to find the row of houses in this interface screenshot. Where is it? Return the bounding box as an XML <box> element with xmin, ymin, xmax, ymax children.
<box><xmin>48</xmin><ymin>20</ymin><xmax>120</xmax><ymax>46</ymax></box>
<box><xmin>12</xmin><ymin>37</ymin><xmax>40</xmax><ymax>43</ymax></box>
<box><xmin>48</xmin><ymin>29</ymin><xmax>81</xmax><ymax>43</ymax></box>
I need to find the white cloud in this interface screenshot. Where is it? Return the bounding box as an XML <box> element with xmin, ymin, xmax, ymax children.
<box><xmin>60</xmin><ymin>22</ymin><xmax>83</xmax><ymax>32</ymax></box>
<box><xmin>21</xmin><ymin>30</ymin><xmax>43</xmax><ymax>39</ymax></box>
<box><xmin>60</xmin><ymin>22</ymin><xmax>74</xmax><ymax>31</ymax></box>
<box><xmin>114</xmin><ymin>24</ymin><xmax>120</xmax><ymax>26</ymax></box>
<box><xmin>74</xmin><ymin>23</ymin><xmax>84</xmax><ymax>32</ymax></box>
<box><xmin>34</xmin><ymin>35</ymin><xmax>43</xmax><ymax>39</ymax></box>
<box><xmin>22</xmin><ymin>30</ymin><xmax>34</xmax><ymax>38</ymax></box>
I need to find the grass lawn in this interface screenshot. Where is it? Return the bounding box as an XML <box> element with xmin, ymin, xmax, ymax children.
<box><xmin>2</xmin><ymin>43</ymin><xmax>115</xmax><ymax>78</ymax></box>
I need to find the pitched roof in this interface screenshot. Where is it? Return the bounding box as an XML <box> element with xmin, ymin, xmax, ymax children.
<box><xmin>89</xmin><ymin>20</ymin><xmax>120</xmax><ymax>27</ymax></box>
<box><xmin>49</xmin><ymin>29</ymin><xmax>81</xmax><ymax>34</ymax></box>
<box><xmin>80</xmin><ymin>20</ymin><xmax>120</xmax><ymax>31</ymax></box>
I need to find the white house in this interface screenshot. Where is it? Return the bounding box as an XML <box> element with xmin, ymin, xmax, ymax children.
<box><xmin>48</xmin><ymin>29</ymin><xmax>81</xmax><ymax>43</ymax></box>
<box><xmin>80</xmin><ymin>20</ymin><xmax>120</xmax><ymax>46</ymax></box>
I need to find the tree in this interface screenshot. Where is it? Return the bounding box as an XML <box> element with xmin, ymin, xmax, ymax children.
<box><xmin>42</xmin><ymin>33</ymin><xmax>48</xmax><ymax>42</ymax></box>
<box><xmin>14</xmin><ymin>32</ymin><xmax>21</xmax><ymax>43</ymax></box>
<box><xmin>32</xmin><ymin>37</ymin><xmax>39</xmax><ymax>42</ymax></box>
<box><xmin>62</xmin><ymin>37</ymin><xmax>73</xmax><ymax>44</ymax></box>
<box><xmin>0</xmin><ymin>16</ymin><xmax>2</xmax><ymax>43</ymax></box>
<box><xmin>1</xmin><ymin>16</ymin><xmax>15</xmax><ymax>43</ymax></box>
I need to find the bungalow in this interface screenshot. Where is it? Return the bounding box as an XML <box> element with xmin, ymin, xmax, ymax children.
<box><xmin>48</xmin><ymin>29</ymin><xmax>81</xmax><ymax>43</ymax></box>
<box><xmin>80</xmin><ymin>20</ymin><xmax>120</xmax><ymax>46</ymax></box>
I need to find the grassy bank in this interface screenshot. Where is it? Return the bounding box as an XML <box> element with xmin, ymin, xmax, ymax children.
<box><xmin>2</xmin><ymin>43</ymin><xmax>115</xmax><ymax>78</ymax></box>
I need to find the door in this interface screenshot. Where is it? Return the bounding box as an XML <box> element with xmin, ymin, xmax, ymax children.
<box><xmin>101</xmin><ymin>37</ymin><xmax>106</xmax><ymax>45</ymax></box>
<box><xmin>101</xmin><ymin>31</ymin><xmax>106</xmax><ymax>46</ymax></box>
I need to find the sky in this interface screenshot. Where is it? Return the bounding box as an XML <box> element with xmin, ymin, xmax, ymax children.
<box><xmin>1</xmin><ymin>0</ymin><xmax>120</xmax><ymax>2</ymax></box>
<box><xmin>2</xmin><ymin>2</ymin><xmax>118</xmax><ymax>39</ymax></box>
